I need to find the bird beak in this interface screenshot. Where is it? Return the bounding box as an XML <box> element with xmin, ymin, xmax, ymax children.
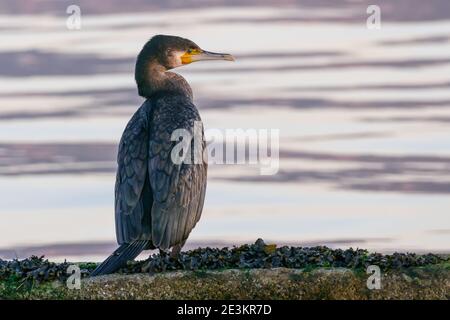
<box><xmin>181</xmin><ymin>49</ymin><xmax>235</xmax><ymax>64</ymax></box>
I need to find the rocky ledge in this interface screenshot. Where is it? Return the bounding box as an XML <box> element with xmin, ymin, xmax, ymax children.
<box><xmin>1</xmin><ymin>239</ymin><xmax>449</xmax><ymax>299</ymax></box>
<box><xmin>1</xmin><ymin>267</ymin><xmax>449</xmax><ymax>299</ymax></box>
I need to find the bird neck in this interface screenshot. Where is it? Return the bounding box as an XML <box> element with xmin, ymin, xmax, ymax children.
<box><xmin>136</xmin><ymin>60</ymin><xmax>193</xmax><ymax>100</ymax></box>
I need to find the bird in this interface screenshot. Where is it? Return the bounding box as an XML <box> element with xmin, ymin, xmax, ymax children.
<box><xmin>90</xmin><ymin>35</ymin><xmax>234</xmax><ymax>276</ymax></box>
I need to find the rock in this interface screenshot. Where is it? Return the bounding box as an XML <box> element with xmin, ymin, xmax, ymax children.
<box><xmin>0</xmin><ymin>239</ymin><xmax>448</xmax><ymax>298</ymax></box>
<box><xmin>61</xmin><ymin>267</ymin><xmax>450</xmax><ymax>299</ymax></box>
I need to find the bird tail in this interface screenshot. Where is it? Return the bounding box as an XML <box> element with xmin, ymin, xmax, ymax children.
<box><xmin>90</xmin><ymin>240</ymin><xmax>150</xmax><ymax>277</ymax></box>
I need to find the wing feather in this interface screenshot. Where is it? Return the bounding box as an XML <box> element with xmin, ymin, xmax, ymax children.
<box><xmin>115</xmin><ymin>102</ymin><xmax>152</xmax><ymax>244</ymax></box>
<box><xmin>149</xmin><ymin>95</ymin><xmax>207</xmax><ymax>249</ymax></box>
<box><xmin>115</xmin><ymin>95</ymin><xmax>207</xmax><ymax>249</ymax></box>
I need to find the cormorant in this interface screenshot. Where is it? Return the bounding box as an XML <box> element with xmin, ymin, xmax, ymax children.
<box><xmin>91</xmin><ymin>35</ymin><xmax>234</xmax><ymax>276</ymax></box>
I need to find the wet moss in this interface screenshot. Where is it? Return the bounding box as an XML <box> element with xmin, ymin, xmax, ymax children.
<box><xmin>1</xmin><ymin>266</ymin><xmax>448</xmax><ymax>300</ymax></box>
<box><xmin>1</xmin><ymin>240</ymin><xmax>448</xmax><ymax>299</ymax></box>
<box><xmin>1</xmin><ymin>240</ymin><xmax>447</xmax><ymax>284</ymax></box>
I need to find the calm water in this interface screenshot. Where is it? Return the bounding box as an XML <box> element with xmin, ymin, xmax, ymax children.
<box><xmin>0</xmin><ymin>1</ymin><xmax>449</xmax><ymax>260</ymax></box>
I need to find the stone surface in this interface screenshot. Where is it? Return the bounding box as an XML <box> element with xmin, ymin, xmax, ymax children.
<box><xmin>3</xmin><ymin>266</ymin><xmax>445</xmax><ymax>300</ymax></box>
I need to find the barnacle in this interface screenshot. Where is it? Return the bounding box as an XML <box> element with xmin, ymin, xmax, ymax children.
<box><xmin>0</xmin><ymin>239</ymin><xmax>446</xmax><ymax>284</ymax></box>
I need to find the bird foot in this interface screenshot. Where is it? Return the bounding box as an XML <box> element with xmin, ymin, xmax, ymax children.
<box><xmin>170</xmin><ymin>244</ymin><xmax>182</xmax><ymax>260</ymax></box>
<box><xmin>159</xmin><ymin>249</ymin><xmax>170</xmax><ymax>257</ymax></box>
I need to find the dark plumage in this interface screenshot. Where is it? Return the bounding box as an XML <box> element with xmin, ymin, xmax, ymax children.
<box><xmin>91</xmin><ymin>35</ymin><xmax>233</xmax><ymax>276</ymax></box>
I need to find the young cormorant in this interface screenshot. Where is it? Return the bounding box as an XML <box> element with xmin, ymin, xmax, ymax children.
<box><xmin>91</xmin><ymin>35</ymin><xmax>234</xmax><ymax>276</ymax></box>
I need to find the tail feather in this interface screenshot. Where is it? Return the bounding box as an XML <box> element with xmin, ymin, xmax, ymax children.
<box><xmin>90</xmin><ymin>240</ymin><xmax>150</xmax><ymax>277</ymax></box>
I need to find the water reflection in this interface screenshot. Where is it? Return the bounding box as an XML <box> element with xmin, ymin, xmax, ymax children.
<box><xmin>0</xmin><ymin>0</ymin><xmax>449</xmax><ymax>259</ymax></box>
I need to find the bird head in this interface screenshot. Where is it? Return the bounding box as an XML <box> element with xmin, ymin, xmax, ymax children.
<box><xmin>138</xmin><ymin>34</ymin><xmax>234</xmax><ymax>70</ymax></box>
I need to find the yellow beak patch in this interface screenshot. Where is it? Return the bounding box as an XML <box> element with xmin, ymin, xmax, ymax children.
<box><xmin>181</xmin><ymin>49</ymin><xmax>202</xmax><ymax>64</ymax></box>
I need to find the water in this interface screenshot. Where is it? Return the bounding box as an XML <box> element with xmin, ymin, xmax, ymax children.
<box><xmin>0</xmin><ymin>1</ymin><xmax>449</xmax><ymax>261</ymax></box>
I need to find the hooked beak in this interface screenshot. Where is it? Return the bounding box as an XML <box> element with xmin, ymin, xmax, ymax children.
<box><xmin>181</xmin><ymin>49</ymin><xmax>235</xmax><ymax>64</ymax></box>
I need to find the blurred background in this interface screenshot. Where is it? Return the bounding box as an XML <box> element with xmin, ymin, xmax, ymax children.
<box><xmin>0</xmin><ymin>0</ymin><xmax>449</xmax><ymax>261</ymax></box>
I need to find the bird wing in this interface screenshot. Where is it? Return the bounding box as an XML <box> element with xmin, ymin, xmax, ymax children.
<box><xmin>115</xmin><ymin>103</ymin><xmax>152</xmax><ymax>244</ymax></box>
<box><xmin>149</xmin><ymin>96</ymin><xmax>207</xmax><ymax>249</ymax></box>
